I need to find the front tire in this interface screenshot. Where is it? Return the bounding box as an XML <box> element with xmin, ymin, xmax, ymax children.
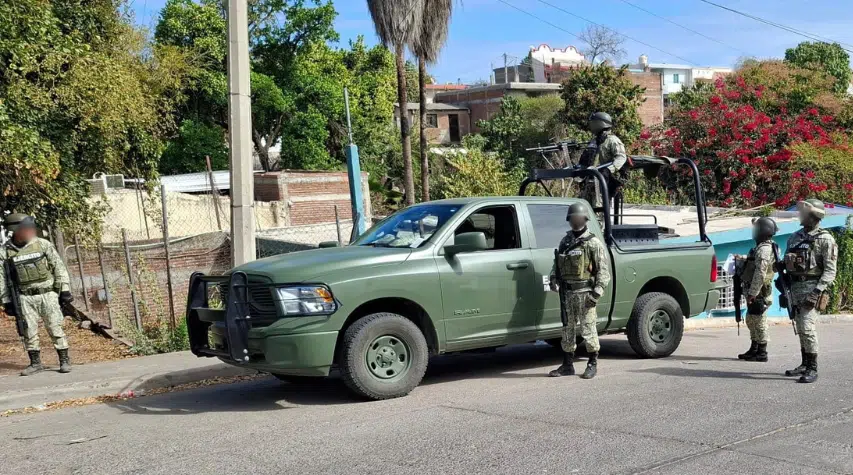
<box><xmin>339</xmin><ymin>312</ymin><xmax>429</xmax><ymax>400</ymax></box>
<box><xmin>627</xmin><ymin>292</ymin><xmax>684</xmax><ymax>358</ymax></box>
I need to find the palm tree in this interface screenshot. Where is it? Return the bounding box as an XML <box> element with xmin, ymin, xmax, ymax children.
<box><xmin>410</xmin><ymin>0</ymin><xmax>452</xmax><ymax>202</ymax></box>
<box><xmin>367</xmin><ymin>0</ymin><xmax>423</xmax><ymax>206</ymax></box>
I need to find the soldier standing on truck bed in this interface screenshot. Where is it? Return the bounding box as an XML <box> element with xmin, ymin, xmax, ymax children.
<box><xmin>580</xmin><ymin>112</ymin><xmax>628</xmax><ymax>212</ymax></box>
<box><xmin>782</xmin><ymin>199</ymin><xmax>837</xmax><ymax>384</ymax></box>
<box><xmin>549</xmin><ymin>203</ymin><xmax>611</xmax><ymax>380</ymax></box>
<box><xmin>0</xmin><ymin>214</ymin><xmax>74</xmax><ymax>376</ymax></box>
<box><xmin>735</xmin><ymin>217</ymin><xmax>778</xmax><ymax>362</ymax></box>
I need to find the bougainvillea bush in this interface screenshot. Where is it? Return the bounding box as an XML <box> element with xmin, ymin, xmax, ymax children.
<box><xmin>642</xmin><ymin>60</ymin><xmax>853</xmax><ymax>209</ymax></box>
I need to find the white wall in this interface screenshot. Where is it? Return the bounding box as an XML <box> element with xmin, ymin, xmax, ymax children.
<box><xmin>529</xmin><ymin>44</ymin><xmax>586</xmax><ymax>83</ymax></box>
<box><xmin>660</xmin><ymin>68</ymin><xmax>690</xmax><ymax>95</ymax></box>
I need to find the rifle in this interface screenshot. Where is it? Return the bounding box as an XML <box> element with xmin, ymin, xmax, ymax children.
<box><xmin>772</xmin><ymin>242</ymin><xmax>798</xmax><ymax>335</ymax></box>
<box><xmin>553</xmin><ymin>249</ymin><xmax>568</xmax><ymax>329</ymax></box>
<box><xmin>3</xmin><ymin>259</ymin><xmax>27</xmax><ymax>343</ymax></box>
<box><xmin>732</xmin><ymin>269</ymin><xmax>742</xmax><ymax>336</ymax></box>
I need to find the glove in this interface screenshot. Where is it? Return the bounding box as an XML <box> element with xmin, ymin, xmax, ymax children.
<box><xmin>803</xmin><ymin>290</ymin><xmax>820</xmax><ymax>309</ymax></box>
<box><xmin>586</xmin><ymin>292</ymin><xmax>600</xmax><ymax>308</ymax></box>
<box><xmin>549</xmin><ymin>277</ymin><xmax>559</xmax><ymax>292</ymax></box>
<box><xmin>59</xmin><ymin>291</ymin><xmax>74</xmax><ymax>305</ymax></box>
<box><xmin>2</xmin><ymin>304</ymin><xmax>16</xmax><ymax>318</ymax></box>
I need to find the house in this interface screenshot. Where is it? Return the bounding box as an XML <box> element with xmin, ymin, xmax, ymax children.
<box><xmin>423</xmin><ymin>84</ymin><xmax>468</xmax><ymax>103</ymax></box>
<box><xmin>393</xmin><ymin>102</ymin><xmax>471</xmax><ymax>145</ymax></box>
<box><xmin>527</xmin><ymin>44</ymin><xmax>586</xmax><ymax>83</ymax></box>
<box><xmin>628</xmin><ymin>55</ymin><xmax>732</xmax><ymax>105</ymax></box>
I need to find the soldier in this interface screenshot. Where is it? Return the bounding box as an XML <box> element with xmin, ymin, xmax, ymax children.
<box><xmin>580</xmin><ymin>112</ymin><xmax>628</xmax><ymax>211</ymax></box>
<box><xmin>0</xmin><ymin>214</ymin><xmax>74</xmax><ymax>375</ymax></box>
<box><xmin>548</xmin><ymin>203</ymin><xmax>611</xmax><ymax>379</ymax></box>
<box><xmin>782</xmin><ymin>199</ymin><xmax>837</xmax><ymax>384</ymax></box>
<box><xmin>736</xmin><ymin>217</ymin><xmax>778</xmax><ymax>362</ymax></box>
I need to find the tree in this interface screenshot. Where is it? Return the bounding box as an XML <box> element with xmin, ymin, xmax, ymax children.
<box><xmin>410</xmin><ymin>0</ymin><xmax>452</xmax><ymax>201</ymax></box>
<box><xmin>436</xmin><ymin>137</ymin><xmax>522</xmax><ymax>199</ymax></box>
<box><xmin>559</xmin><ymin>64</ymin><xmax>645</xmax><ymax>144</ymax></box>
<box><xmin>160</xmin><ymin>120</ymin><xmax>229</xmax><ymax>175</ymax></box>
<box><xmin>1</xmin><ymin>0</ymin><xmax>185</xmax><ymax>233</ymax></box>
<box><xmin>478</xmin><ymin>95</ymin><xmax>566</xmax><ymax>169</ymax></box>
<box><xmin>367</xmin><ymin>0</ymin><xmax>423</xmax><ymax>206</ymax></box>
<box><xmin>479</xmin><ymin>96</ymin><xmax>525</xmax><ymax>164</ymax></box>
<box><xmin>785</xmin><ymin>41</ymin><xmax>852</xmax><ymax>94</ymax></box>
<box><xmin>578</xmin><ymin>25</ymin><xmax>626</xmax><ymax>65</ymax></box>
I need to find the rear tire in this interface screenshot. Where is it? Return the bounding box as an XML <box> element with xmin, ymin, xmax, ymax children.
<box><xmin>627</xmin><ymin>292</ymin><xmax>684</xmax><ymax>358</ymax></box>
<box><xmin>339</xmin><ymin>312</ymin><xmax>429</xmax><ymax>400</ymax></box>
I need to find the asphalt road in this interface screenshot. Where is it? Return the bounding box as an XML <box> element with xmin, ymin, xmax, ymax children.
<box><xmin>3</xmin><ymin>323</ymin><xmax>853</xmax><ymax>475</ymax></box>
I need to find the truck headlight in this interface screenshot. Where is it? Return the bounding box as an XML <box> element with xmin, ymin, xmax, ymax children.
<box><xmin>274</xmin><ymin>286</ymin><xmax>337</xmax><ymax>316</ymax></box>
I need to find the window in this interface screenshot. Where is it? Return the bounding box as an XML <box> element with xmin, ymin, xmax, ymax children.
<box><xmin>673</xmin><ymin>73</ymin><xmax>680</xmax><ymax>84</ymax></box>
<box><xmin>527</xmin><ymin>204</ymin><xmax>569</xmax><ymax>249</ymax></box>
<box><xmin>354</xmin><ymin>204</ymin><xmax>461</xmax><ymax>248</ymax></box>
<box><xmin>453</xmin><ymin>206</ymin><xmax>520</xmax><ymax>250</ymax></box>
<box><xmin>426</xmin><ymin>113</ymin><xmax>438</xmax><ymax>128</ymax></box>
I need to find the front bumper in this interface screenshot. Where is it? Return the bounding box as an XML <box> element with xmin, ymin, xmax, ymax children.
<box><xmin>186</xmin><ymin>272</ymin><xmax>338</xmax><ymax>376</ymax></box>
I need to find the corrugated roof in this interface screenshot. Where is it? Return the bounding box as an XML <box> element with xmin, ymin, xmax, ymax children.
<box><xmin>159</xmin><ymin>170</ymin><xmax>232</xmax><ymax>193</ymax></box>
<box><xmin>398</xmin><ymin>102</ymin><xmax>469</xmax><ymax>111</ymax></box>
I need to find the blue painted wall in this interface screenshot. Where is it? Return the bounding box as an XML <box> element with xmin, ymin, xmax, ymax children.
<box><xmin>668</xmin><ymin>214</ymin><xmax>850</xmax><ymax>319</ymax></box>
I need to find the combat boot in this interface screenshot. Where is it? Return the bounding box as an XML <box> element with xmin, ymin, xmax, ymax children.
<box><xmin>798</xmin><ymin>353</ymin><xmax>818</xmax><ymax>384</ymax></box>
<box><xmin>548</xmin><ymin>352</ymin><xmax>575</xmax><ymax>377</ymax></box>
<box><xmin>746</xmin><ymin>343</ymin><xmax>768</xmax><ymax>362</ymax></box>
<box><xmin>580</xmin><ymin>352</ymin><xmax>598</xmax><ymax>380</ymax></box>
<box><xmin>20</xmin><ymin>350</ymin><xmax>44</xmax><ymax>376</ymax></box>
<box><xmin>57</xmin><ymin>349</ymin><xmax>71</xmax><ymax>374</ymax></box>
<box><xmin>785</xmin><ymin>350</ymin><xmax>807</xmax><ymax>376</ymax></box>
<box><xmin>738</xmin><ymin>341</ymin><xmax>758</xmax><ymax>360</ymax></box>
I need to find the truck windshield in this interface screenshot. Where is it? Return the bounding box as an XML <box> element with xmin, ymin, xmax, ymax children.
<box><xmin>354</xmin><ymin>204</ymin><xmax>461</xmax><ymax>248</ymax></box>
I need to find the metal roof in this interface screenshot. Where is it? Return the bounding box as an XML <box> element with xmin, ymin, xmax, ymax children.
<box><xmin>159</xmin><ymin>170</ymin><xmax>232</xmax><ymax>193</ymax></box>
<box><xmin>398</xmin><ymin>102</ymin><xmax>469</xmax><ymax>111</ymax></box>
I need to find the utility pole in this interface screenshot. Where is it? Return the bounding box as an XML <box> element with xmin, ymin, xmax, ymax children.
<box><xmin>503</xmin><ymin>53</ymin><xmax>508</xmax><ymax>84</ymax></box>
<box><xmin>227</xmin><ymin>0</ymin><xmax>256</xmax><ymax>266</ymax></box>
<box><xmin>344</xmin><ymin>88</ymin><xmax>366</xmax><ymax>237</ymax></box>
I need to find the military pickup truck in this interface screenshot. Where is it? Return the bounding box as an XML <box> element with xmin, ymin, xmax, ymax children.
<box><xmin>186</xmin><ymin>157</ymin><xmax>722</xmax><ymax>400</ymax></box>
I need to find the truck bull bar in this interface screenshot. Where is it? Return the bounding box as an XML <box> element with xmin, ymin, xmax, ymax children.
<box><xmin>186</xmin><ymin>271</ymin><xmax>252</xmax><ymax>363</ymax></box>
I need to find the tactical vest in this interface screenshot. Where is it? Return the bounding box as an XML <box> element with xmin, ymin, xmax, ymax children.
<box><xmin>740</xmin><ymin>242</ymin><xmax>775</xmax><ymax>294</ymax></box>
<box><xmin>784</xmin><ymin>230</ymin><xmax>828</xmax><ymax>278</ymax></box>
<box><xmin>7</xmin><ymin>240</ymin><xmax>52</xmax><ymax>287</ymax></box>
<box><xmin>558</xmin><ymin>236</ymin><xmax>594</xmax><ymax>283</ymax></box>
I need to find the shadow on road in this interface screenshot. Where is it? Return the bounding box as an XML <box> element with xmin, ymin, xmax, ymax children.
<box><xmin>631</xmin><ymin>366</ymin><xmax>793</xmax><ymax>381</ymax></box>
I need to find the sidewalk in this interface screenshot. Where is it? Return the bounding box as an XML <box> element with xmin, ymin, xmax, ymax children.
<box><xmin>0</xmin><ymin>351</ymin><xmax>256</xmax><ymax>413</ymax></box>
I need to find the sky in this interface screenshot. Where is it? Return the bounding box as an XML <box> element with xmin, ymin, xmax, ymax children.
<box><xmin>131</xmin><ymin>0</ymin><xmax>853</xmax><ymax>84</ymax></box>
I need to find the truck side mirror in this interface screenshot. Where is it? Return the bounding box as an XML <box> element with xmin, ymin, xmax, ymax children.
<box><xmin>318</xmin><ymin>241</ymin><xmax>340</xmax><ymax>248</ymax></box>
<box><xmin>444</xmin><ymin>232</ymin><xmax>487</xmax><ymax>256</ymax></box>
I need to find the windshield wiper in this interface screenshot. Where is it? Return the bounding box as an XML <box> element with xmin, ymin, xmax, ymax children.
<box><xmin>362</xmin><ymin>242</ymin><xmax>390</xmax><ymax>247</ymax></box>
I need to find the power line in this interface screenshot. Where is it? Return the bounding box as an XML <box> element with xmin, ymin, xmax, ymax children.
<box><xmin>615</xmin><ymin>0</ymin><xmax>752</xmax><ymax>57</ymax></box>
<box><xmin>696</xmin><ymin>0</ymin><xmax>853</xmax><ymax>53</ymax></box>
<box><xmin>531</xmin><ymin>0</ymin><xmax>699</xmax><ymax>65</ymax></box>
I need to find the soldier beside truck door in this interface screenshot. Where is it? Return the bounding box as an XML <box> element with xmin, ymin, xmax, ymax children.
<box><xmin>1</xmin><ymin>214</ymin><xmax>74</xmax><ymax>376</ymax></box>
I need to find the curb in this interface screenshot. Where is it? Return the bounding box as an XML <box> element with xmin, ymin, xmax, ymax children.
<box><xmin>685</xmin><ymin>314</ymin><xmax>853</xmax><ymax>330</ymax></box>
<box><xmin>0</xmin><ymin>363</ymin><xmax>257</xmax><ymax>413</ymax></box>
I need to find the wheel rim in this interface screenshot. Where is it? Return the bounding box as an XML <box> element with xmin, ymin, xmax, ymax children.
<box><xmin>365</xmin><ymin>335</ymin><xmax>411</xmax><ymax>381</ymax></box>
<box><xmin>648</xmin><ymin>310</ymin><xmax>672</xmax><ymax>344</ymax></box>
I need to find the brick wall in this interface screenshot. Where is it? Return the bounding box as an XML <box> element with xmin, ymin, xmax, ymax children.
<box><xmin>630</xmin><ymin>72</ymin><xmax>664</xmax><ymax>126</ymax></box>
<box><xmin>254</xmin><ymin>170</ymin><xmax>372</xmax><ymax>226</ymax></box>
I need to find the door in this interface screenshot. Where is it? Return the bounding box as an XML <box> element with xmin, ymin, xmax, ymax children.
<box><xmin>448</xmin><ymin>114</ymin><xmax>460</xmax><ymax>143</ymax></box>
<box><xmin>436</xmin><ymin>204</ymin><xmax>536</xmax><ymax>348</ymax></box>
<box><xmin>524</xmin><ymin>203</ymin><xmax>613</xmax><ymax>336</ymax></box>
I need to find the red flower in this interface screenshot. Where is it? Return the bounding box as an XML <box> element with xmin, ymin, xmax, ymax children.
<box><xmin>722</xmin><ymin>180</ymin><xmax>732</xmax><ymax>194</ymax></box>
<box><xmin>710</xmin><ymin>95</ymin><xmax>722</xmax><ymax>105</ymax></box>
<box><xmin>792</xmin><ymin>171</ymin><xmax>802</xmax><ymax>179</ymax></box>
<box><xmin>827</xmin><ymin>203</ymin><xmax>835</xmax><ymax>208</ymax></box>
<box><xmin>741</xmin><ymin>189</ymin><xmax>753</xmax><ymax>199</ymax></box>
<box><xmin>704</xmin><ymin>169</ymin><xmax>712</xmax><ymax>176</ymax></box>
<box><xmin>808</xmin><ymin>108</ymin><xmax>819</xmax><ymax>116</ymax></box>
<box><xmin>806</xmin><ymin>170</ymin><xmax>815</xmax><ymax>179</ymax></box>
<box><xmin>844</xmin><ymin>183</ymin><xmax>853</xmax><ymax>191</ymax></box>
<box><xmin>639</xmin><ymin>130</ymin><xmax>651</xmax><ymax>139</ymax></box>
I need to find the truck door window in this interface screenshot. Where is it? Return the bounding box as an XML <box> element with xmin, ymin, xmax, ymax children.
<box><xmin>527</xmin><ymin>204</ymin><xmax>571</xmax><ymax>248</ymax></box>
<box><xmin>454</xmin><ymin>206</ymin><xmax>520</xmax><ymax>250</ymax></box>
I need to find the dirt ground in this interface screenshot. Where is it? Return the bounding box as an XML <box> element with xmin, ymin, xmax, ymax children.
<box><xmin>0</xmin><ymin>314</ymin><xmax>133</xmax><ymax>375</ymax></box>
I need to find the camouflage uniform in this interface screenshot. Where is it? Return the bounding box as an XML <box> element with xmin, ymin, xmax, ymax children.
<box><xmin>580</xmin><ymin>130</ymin><xmax>627</xmax><ymax>209</ymax></box>
<box><xmin>550</xmin><ymin>229</ymin><xmax>611</xmax><ymax>354</ymax></box>
<box><xmin>785</xmin><ymin>227</ymin><xmax>837</xmax><ymax>354</ymax></box>
<box><xmin>741</xmin><ymin>240</ymin><xmax>775</xmax><ymax>345</ymax></box>
<box><xmin>0</xmin><ymin>237</ymin><xmax>71</xmax><ymax>352</ymax></box>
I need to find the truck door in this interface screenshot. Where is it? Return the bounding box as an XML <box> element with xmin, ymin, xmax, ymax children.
<box><xmin>436</xmin><ymin>204</ymin><xmax>536</xmax><ymax>348</ymax></box>
<box><xmin>523</xmin><ymin>203</ymin><xmax>613</xmax><ymax>334</ymax></box>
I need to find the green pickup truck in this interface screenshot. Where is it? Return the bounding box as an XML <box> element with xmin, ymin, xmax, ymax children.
<box><xmin>186</xmin><ymin>158</ymin><xmax>723</xmax><ymax>400</ymax></box>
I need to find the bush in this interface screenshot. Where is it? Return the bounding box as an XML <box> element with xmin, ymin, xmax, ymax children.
<box><xmin>119</xmin><ymin>317</ymin><xmax>190</xmax><ymax>356</ymax></box>
<box><xmin>828</xmin><ymin>218</ymin><xmax>853</xmax><ymax>312</ymax></box>
<box><xmin>435</xmin><ymin>137</ymin><xmax>523</xmax><ymax>198</ymax></box>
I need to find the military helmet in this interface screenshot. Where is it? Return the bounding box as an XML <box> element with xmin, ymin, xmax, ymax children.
<box><xmin>588</xmin><ymin>112</ymin><xmax>613</xmax><ymax>135</ymax></box>
<box><xmin>751</xmin><ymin>216</ymin><xmax>778</xmax><ymax>241</ymax></box>
<box><xmin>4</xmin><ymin>213</ymin><xmax>35</xmax><ymax>232</ymax></box>
<box><xmin>566</xmin><ymin>202</ymin><xmax>589</xmax><ymax>222</ymax></box>
<box><xmin>797</xmin><ymin>199</ymin><xmax>826</xmax><ymax>221</ymax></box>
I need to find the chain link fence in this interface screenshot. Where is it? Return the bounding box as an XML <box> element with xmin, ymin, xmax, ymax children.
<box><xmin>62</xmin><ymin>173</ymin><xmax>365</xmax><ymax>341</ymax></box>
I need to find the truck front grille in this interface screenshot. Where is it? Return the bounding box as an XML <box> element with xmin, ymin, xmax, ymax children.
<box><xmin>215</xmin><ymin>279</ymin><xmax>278</xmax><ymax>325</ymax></box>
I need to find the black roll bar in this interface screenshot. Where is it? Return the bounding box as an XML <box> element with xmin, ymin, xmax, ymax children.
<box><xmin>518</xmin><ymin>157</ymin><xmax>709</xmax><ymax>244</ymax></box>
